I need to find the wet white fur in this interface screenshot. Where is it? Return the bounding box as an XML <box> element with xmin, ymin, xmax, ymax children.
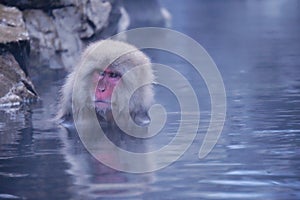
<box><xmin>57</xmin><ymin>40</ymin><xmax>154</xmax><ymax>122</ymax></box>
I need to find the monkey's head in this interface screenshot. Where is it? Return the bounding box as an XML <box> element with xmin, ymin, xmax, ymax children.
<box><xmin>58</xmin><ymin>40</ymin><xmax>155</xmax><ymax>126</ymax></box>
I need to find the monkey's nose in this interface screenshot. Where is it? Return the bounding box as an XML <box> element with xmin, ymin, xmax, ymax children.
<box><xmin>97</xmin><ymin>81</ymin><xmax>107</xmax><ymax>92</ymax></box>
<box><xmin>98</xmin><ymin>87</ymin><xmax>106</xmax><ymax>92</ymax></box>
<box><xmin>97</xmin><ymin>78</ymin><xmax>108</xmax><ymax>93</ymax></box>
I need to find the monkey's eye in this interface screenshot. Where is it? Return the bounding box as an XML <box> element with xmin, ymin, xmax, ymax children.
<box><xmin>108</xmin><ymin>72</ymin><xmax>121</xmax><ymax>78</ymax></box>
<box><xmin>99</xmin><ymin>71</ymin><xmax>106</xmax><ymax>77</ymax></box>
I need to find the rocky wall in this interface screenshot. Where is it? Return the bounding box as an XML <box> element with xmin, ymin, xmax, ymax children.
<box><xmin>0</xmin><ymin>0</ymin><xmax>123</xmax><ymax>106</ymax></box>
<box><xmin>0</xmin><ymin>0</ymin><xmax>170</xmax><ymax>106</ymax></box>
<box><xmin>0</xmin><ymin>4</ymin><xmax>38</xmax><ymax>106</ymax></box>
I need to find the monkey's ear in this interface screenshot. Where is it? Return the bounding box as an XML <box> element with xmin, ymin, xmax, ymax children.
<box><xmin>131</xmin><ymin>111</ymin><xmax>151</xmax><ymax>127</ymax></box>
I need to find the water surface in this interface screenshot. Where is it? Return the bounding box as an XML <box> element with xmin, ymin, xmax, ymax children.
<box><xmin>1</xmin><ymin>0</ymin><xmax>300</xmax><ymax>199</ymax></box>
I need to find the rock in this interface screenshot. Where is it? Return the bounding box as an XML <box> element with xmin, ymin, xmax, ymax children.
<box><xmin>22</xmin><ymin>0</ymin><xmax>123</xmax><ymax>71</ymax></box>
<box><xmin>83</xmin><ymin>0</ymin><xmax>112</xmax><ymax>34</ymax></box>
<box><xmin>51</xmin><ymin>0</ymin><xmax>112</xmax><ymax>70</ymax></box>
<box><xmin>22</xmin><ymin>9</ymin><xmax>64</xmax><ymax>69</ymax></box>
<box><xmin>123</xmin><ymin>0</ymin><xmax>171</xmax><ymax>28</ymax></box>
<box><xmin>100</xmin><ymin>0</ymin><xmax>125</xmax><ymax>38</ymax></box>
<box><xmin>0</xmin><ymin>4</ymin><xmax>30</xmax><ymax>75</ymax></box>
<box><xmin>0</xmin><ymin>4</ymin><xmax>37</xmax><ymax>106</ymax></box>
<box><xmin>0</xmin><ymin>0</ymin><xmax>170</xmax><ymax>74</ymax></box>
<box><xmin>0</xmin><ymin>52</ymin><xmax>38</xmax><ymax>107</ymax></box>
<box><xmin>0</xmin><ymin>0</ymin><xmax>74</xmax><ymax>10</ymax></box>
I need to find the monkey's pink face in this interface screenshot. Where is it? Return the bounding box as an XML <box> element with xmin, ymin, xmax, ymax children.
<box><xmin>92</xmin><ymin>69</ymin><xmax>122</xmax><ymax>109</ymax></box>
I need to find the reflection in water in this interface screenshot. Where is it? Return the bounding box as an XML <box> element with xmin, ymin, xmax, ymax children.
<box><xmin>1</xmin><ymin>0</ymin><xmax>300</xmax><ymax>199</ymax></box>
<box><xmin>59</xmin><ymin>125</ymin><xmax>155</xmax><ymax>199</ymax></box>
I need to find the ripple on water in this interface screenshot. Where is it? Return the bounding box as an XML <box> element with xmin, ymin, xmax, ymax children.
<box><xmin>226</xmin><ymin>170</ymin><xmax>271</xmax><ymax>176</ymax></box>
<box><xmin>253</xmin><ymin>129</ymin><xmax>300</xmax><ymax>134</ymax></box>
<box><xmin>0</xmin><ymin>194</ymin><xmax>21</xmax><ymax>199</ymax></box>
<box><xmin>192</xmin><ymin>192</ymin><xmax>266</xmax><ymax>199</ymax></box>
<box><xmin>199</xmin><ymin>179</ymin><xmax>274</xmax><ymax>187</ymax></box>
<box><xmin>0</xmin><ymin>172</ymin><xmax>29</xmax><ymax>178</ymax></box>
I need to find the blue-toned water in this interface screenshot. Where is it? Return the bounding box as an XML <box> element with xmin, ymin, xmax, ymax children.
<box><xmin>1</xmin><ymin>0</ymin><xmax>300</xmax><ymax>199</ymax></box>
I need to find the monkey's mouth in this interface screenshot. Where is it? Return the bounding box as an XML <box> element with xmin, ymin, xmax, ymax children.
<box><xmin>94</xmin><ymin>100</ymin><xmax>111</xmax><ymax>104</ymax></box>
<box><xmin>94</xmin><ymin>100</ymin><xmax>111</xmax><ymax>109</ymax></box>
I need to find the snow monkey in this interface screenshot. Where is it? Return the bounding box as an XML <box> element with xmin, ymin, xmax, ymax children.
<box><xmin>57</xmin><ymin>40</ymin><xmax>155</xmax><ymax>126</ymax></box>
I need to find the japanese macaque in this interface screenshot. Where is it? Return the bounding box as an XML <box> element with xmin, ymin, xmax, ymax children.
<box><xmin>57</xmin><ymin>40</ymin><xmax>154</xmax><ymax>126</ymax></box>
